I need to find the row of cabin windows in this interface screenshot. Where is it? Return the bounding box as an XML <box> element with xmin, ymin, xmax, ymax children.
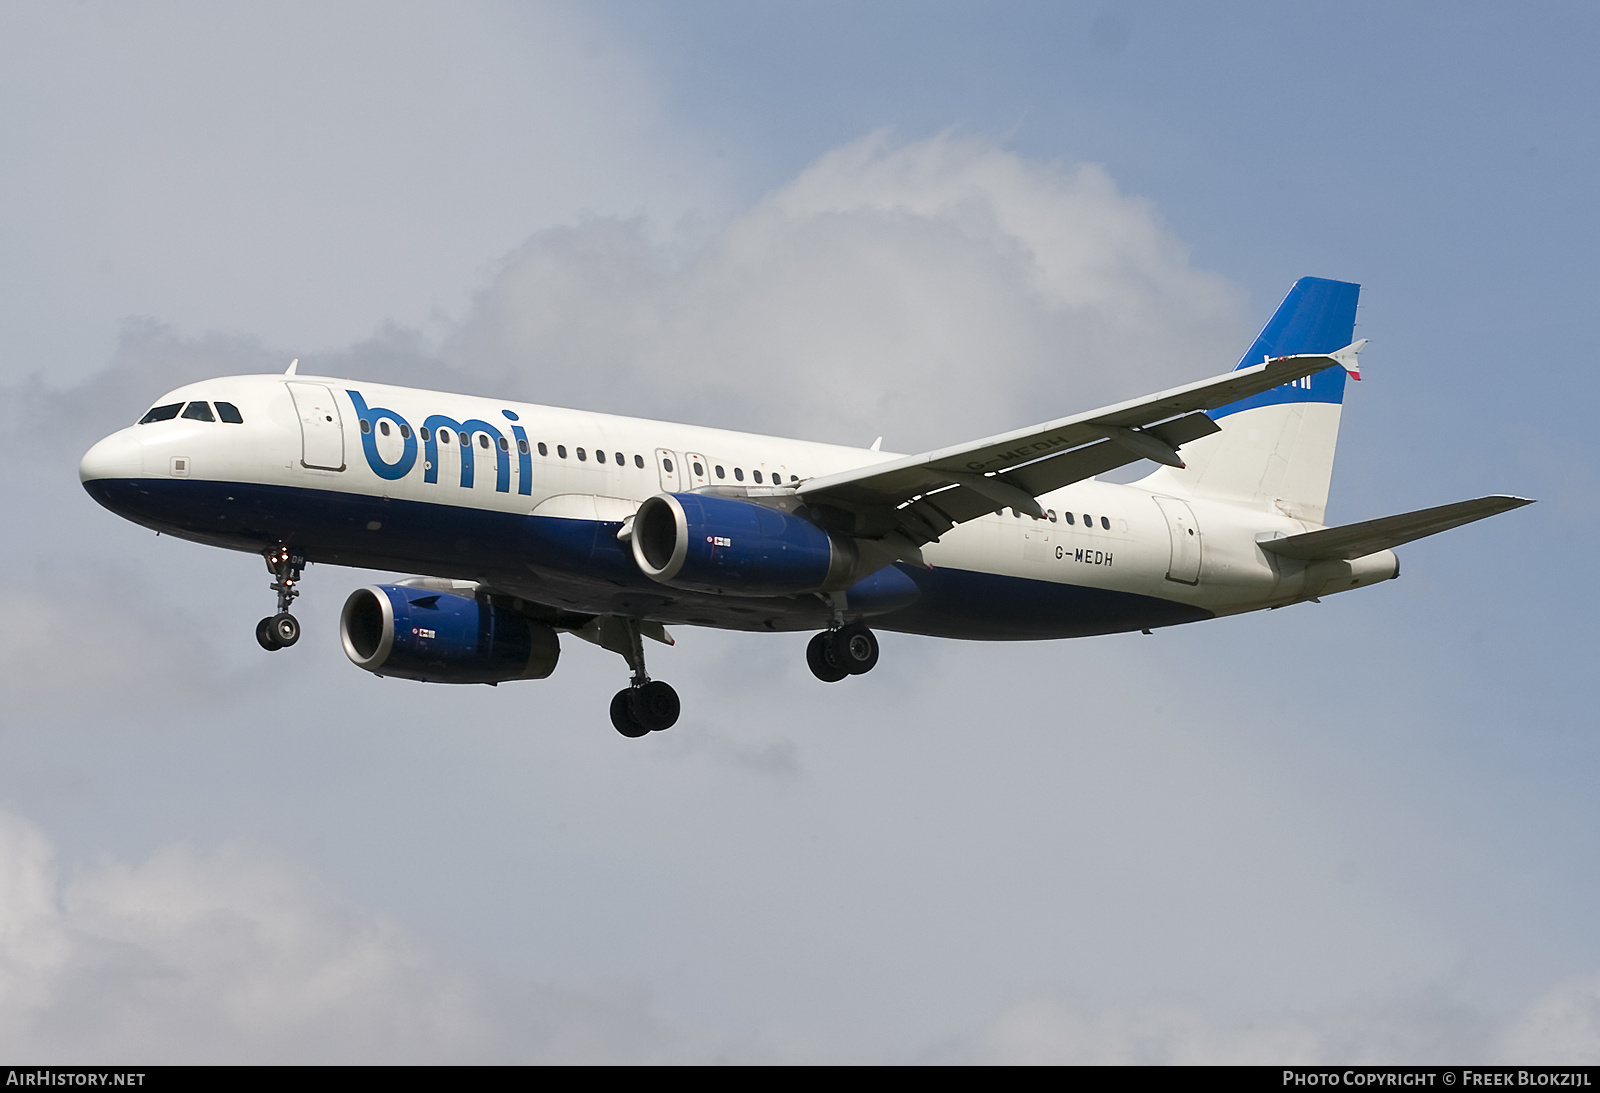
<box><xmin>673</xmin><ymin>457</ymin><xmax>798</xmax><ymax>485</ymax></box>
<box><xmin>139</xmin><ymin>401</ymin><xmax>244</xmax><ymax>425</ymax></box>
<box><xmin>1006</xmin><ymin>507</ymin><xmax>1111</xmax><ymax>530</ymax></box>
<box><xmin>358</xmin><ymin>419</ymin><xmax>800</xmax><ymax>484</ymax></box>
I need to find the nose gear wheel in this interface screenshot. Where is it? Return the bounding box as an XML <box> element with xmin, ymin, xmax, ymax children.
<box><xmin>256</xmin><ymin>545</ymin><xmax>305</xmax><ymax>652</ymax></box>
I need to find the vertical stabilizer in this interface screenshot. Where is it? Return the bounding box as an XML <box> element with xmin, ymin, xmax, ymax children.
<box><xmin>1140</xmin><ymin>277</ymin><xmax>1360</xmax><ymax>525</ymax></box>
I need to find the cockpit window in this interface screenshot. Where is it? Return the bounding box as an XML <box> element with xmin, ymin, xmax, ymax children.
<box><xmin>181</xmin><ymin>401</ymin><xmax>215</xmax><ymax>422</ymax></box>
<box><xmin>215</xmin><ymin>401</ymin><xmax>244</xmax><ymax>423</ymax></box>
<box><xmin>138</xmin><ymin>403</ymin><xmax>183</xmax><ymax>424</ymax></box>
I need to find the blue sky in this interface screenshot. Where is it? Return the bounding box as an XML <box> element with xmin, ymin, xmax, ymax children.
<box><xmin>1</xmin><ymin>1</ymin><xmax>1596</xmax><ymax>1062</ymax></box>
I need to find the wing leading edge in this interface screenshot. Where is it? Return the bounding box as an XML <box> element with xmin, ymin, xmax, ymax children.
<box><xmin>797</xmin><ymin>348</ymin><xmax>1363</xmax><ymax>548</ymax></box>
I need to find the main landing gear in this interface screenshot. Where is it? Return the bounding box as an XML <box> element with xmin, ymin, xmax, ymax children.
<box><xmin>605</xmin><ymin>617</ymin><xmax>681</xmax><ymax>738</ymax></box>
<box><xmin>255</xmin><ymin>544</ymin><xmax>305</xmax><ymax>651</ymax></box>
<box><xmin>806</xmin><ymin>622</ymin><xmax>879</xmax><ymax>683</ymax></box>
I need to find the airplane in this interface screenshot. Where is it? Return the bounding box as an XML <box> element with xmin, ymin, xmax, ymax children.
<box><xmin>78</xmin><ymin>277</ymin><xmax>1531</xmax><ymax>737</ymax></box>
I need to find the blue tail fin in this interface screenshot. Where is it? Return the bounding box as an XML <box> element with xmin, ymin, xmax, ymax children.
<box><xmin>1140</xmin><ymin>276</ymin><xmax>1362</xmax><ymax>524</ymax></box>
<box><xmin>1214</xmin><ymin>277</ymin><xmax>1360</xmax><ymax>420</ymax></box>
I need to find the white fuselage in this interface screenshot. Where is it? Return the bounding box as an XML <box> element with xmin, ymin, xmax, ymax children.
<box><xmin>79</xmin><ymin>373</ymin><xmax>1397</xmax><ymax>640</ymax></box>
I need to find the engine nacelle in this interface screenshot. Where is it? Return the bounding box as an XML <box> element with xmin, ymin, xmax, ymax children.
<box><xmin>631</xmin><ymin>492</ymin><xmax>856</xmax><ymax>596</ymax></box>
<box><xmin>340</xmin><ymin>585</ymin><xmax>560</xmax><ymax>684</ymax></box>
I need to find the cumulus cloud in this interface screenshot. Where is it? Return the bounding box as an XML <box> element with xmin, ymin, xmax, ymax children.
<box><xmin>28</xmin><ymin>132</ymin><xmax>1248</xmax><ymax>458</ymax></box>
<box><xmin>438</xmin><ymin>132</ymin><xmax>1249</xmax><ymax>450</ymax></box>
<box><xmin>0</xmin><ymin>807</ymin><xmax>675</xmax><ymax>1064</ymax></box>
<box><xmin>5</xmin><ymin>788</ymin><xmax>1597</xmax><ymax>1066</ymax></box>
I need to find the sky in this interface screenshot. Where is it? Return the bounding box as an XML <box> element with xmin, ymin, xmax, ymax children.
<box><xmin>1</xmin><ymin>0</ymin><xmax>1598</xmax><ymax>1063</ymax></box>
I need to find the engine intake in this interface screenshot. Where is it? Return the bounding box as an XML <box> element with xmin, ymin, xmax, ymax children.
<box><xmin>340</xmin><ymin>585</ymin><xmax>560</xmax><ymax>684</ymax></box>
<box><xmin>632</xmin><ymin>492</ymin><xmax>856</xmax><ymax>596</ymax></box>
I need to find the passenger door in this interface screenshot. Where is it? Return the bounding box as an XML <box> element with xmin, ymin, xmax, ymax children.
<box><xmin>287</xmin><ymin>382</ymin><xmax>345</xmax><ymax>471</ymax></box>
<box><xmin>1153</xmin><ymin>496</ymin><xmax>1202</xmax><ymax>584</ymax></box>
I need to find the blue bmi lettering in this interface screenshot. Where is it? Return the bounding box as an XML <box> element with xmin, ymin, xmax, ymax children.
<box><xmin>422</xmin><ymin>413</ymin><xmax>511</xmax><ymax>492</ymax></box>
<box><xmin>347</xmin><ymin>391</ymin><xmax>417</xmax><ymax>481</ymax></box>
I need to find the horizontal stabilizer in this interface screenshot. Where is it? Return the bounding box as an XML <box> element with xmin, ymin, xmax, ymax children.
<box><xmin>1258</xmin><ymin>495</ymin><xmax>1534</xmax><ymax>561</ymax></box>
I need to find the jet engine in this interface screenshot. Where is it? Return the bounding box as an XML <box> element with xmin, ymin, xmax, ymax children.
<box><xmin>631</xmin><ymin>492</ymin><xmax>856</xmax><ymax>596</ymax></box>
<box><xmin>340</xmin><ymin>584</ymin><xmax>560</xmax><ymax>684</ymax></box>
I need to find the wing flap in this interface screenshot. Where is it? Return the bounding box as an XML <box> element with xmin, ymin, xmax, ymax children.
<box><xmin>1258</xmin><ymin>495</ymin><xmax>1534</xmax><ymax>561</ymax></box>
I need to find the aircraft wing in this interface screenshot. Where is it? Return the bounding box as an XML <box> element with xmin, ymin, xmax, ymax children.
<box><xmin>1256</xmin><ymin>495</ymin><xmax>1535</xmax><ymax>561</ymax></box>
<box><xmin>797</xmin><ymin>349</ymin><xmax>1357</xmax><ymax>545</ymax></box>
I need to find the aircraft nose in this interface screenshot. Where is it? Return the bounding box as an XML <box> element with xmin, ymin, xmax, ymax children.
<box><xmin>79</xmin><ymin>429</ymin><xmax>142</xmax><ymax>483</ymax></box>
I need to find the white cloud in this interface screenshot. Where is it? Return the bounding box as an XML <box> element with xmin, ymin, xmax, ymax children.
<box><xmin>443</xmin><ymin>132</ymin><xmax>1249</xmax><ymax>450</ymax></box>
<box><xmin>0</xmin><ymin>807</ymin><xmax>677</xmax><ymax>1064</ymax></box>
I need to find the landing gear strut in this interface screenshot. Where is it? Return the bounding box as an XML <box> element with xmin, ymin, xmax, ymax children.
<box><xmin>806</xmin><ymin>622</ymin><xmax>879</xmax><ymax>682</ymax></box>
<box><xmin>604</xmin><ymin>618</ymin><xmax>680</xmax><ymax>737</ymax></box>
<box><xmin>255</xmin><ymin>544</ymin><xmax>305</xmax><ymax>651</ymax></box>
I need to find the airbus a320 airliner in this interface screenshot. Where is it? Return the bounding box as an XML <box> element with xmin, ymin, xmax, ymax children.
<box><xmin>79</xmin><ymin>278</ymin><xmax>1530</xmax><ymax>736</ymax></box>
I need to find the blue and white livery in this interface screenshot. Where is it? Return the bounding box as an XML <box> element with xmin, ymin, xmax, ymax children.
<box><xmin>79</xmin><ymin>278</ymin><xmax>1531</xmax><ymax>736</ymax></box>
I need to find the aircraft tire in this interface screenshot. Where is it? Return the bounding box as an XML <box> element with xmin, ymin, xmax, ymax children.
<box><xmin>271</xmin><ymin>612</ymin><xmax>301</xmax><ymax>648</ymax></box>
<box><xmin>806</xmin><ymin>632</ymin><xmax>849</xmax><ymax>683</ymax></box>
<box><xmin>630</xmin><ymin>680</ymin><xmax>680</xmax><ymax>731</ymax></box>
<box><xmin>256</xmin><ymin>617</ymin><xmax>282</xmax><ymax>651</ymax></box>
<box><xmin>831</xmin><ymin>623</ymin><xmax>879</xmax><ymax>675</ymax></box>
<box><xmin>610</xmin><ymin>689</ymin><xmax>651</xmax><ymax>738</ymax></box>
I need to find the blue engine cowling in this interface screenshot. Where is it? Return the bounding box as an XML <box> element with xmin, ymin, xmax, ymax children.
<box><xmin>631</xmin><ymin>492</ymin><xmax>857</xmax><ymax>596</ymax></box>
<box><xmin>340</xmin><ymin>585</ymin><xmax>560</xmax><ymax>684</ymax></box>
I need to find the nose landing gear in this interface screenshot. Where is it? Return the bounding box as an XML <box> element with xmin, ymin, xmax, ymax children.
<box><xmin>255</xmin><ymin>545</ymin><xmax>305</xmax><ymax>651</ymax></box>
<box><xmin>806</xmin><ymin>622</ymin><xmax>880</xmax><ymax>682</ymax></box>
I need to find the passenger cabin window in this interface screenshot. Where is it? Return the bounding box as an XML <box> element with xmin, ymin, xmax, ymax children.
<box><xmin>693</xmin><ymin>462</ymin><xmax>704</xmax><ymax>476</ymax></box>
<box><xmin>518</xmin><ymin>439</ymin><xmax>529</xmax><ymax>454</ymax></box>
<box><xmin>557</xmin><ymin>445</ymin><xmax>567</xmax><ymax>459</ymax></box>
<box><xmin>617</xmin><ymin>452</ymin><xmax>626</xmax><ymax>466</ymax></box>
<box><xmin>133</xmin><ymin>401</ymin><xmax>174</xmax><ymax>423</ymax></box>
<box><xmin>1101</xmin><ymin>516</ymin><xmax>1111</xmax><ymax>530</ymax></box>
<box><xmin>478</xmin><ymin>433</ymin><xmax>489</xmax><ymax>449</ymax></box>
<box><xmin>576</xmin><ymin>447</ymin><xmax>587</xmax><ymax>461</ymax></box>
<box><xmin>753</xmin><ymin>470</ymin><xmax>763</xmax><ymax>484</ymax></box>
<box><xmin>596</xmin><ymin>450</ymin><xmax>607</xmax><ymax>464</ymax></box>
<box><xmin>734</xmin><ymin>467</ymin><xmax>744</xmax><ymax>482</ymax></box>
<box><xmin>400</xmin><ymin>424</ymin><xmax>411</xmax><ymax>439</ymax></box>
<box><xmin>1064</xmin><ymin>512</ymin><xmax>1076</xmax><ymax>525</ymax></box>
<box><xmin>378</xmin><ymin>420</ymin><xmax>391</xmax><ymax>436</ymax></box>
<box><xmin>215</xmin><ymin>402</ymin><xmax>243</xmax><ymax>424</ymax></box>
<box><xmin>662</xmin><ymin>458</ymin><xmax>673</xmax><ymax>473</ymax></box>
<box><xmin>439</xmin><ymin>429</ymin><xmax>453</xmax><ymax>444</ymax></box>
<box><xmin>538</xmin><ymin>442</ymin><xmax>547</xmax><ymax>456</ymax></box>
<box><xmin>715</xmin><ymin>465</ymin><xmax>725</xmax><ymax>479</ymax></box>
<box><xmin>634</xmin><ymin>454</ymin><xmax>644</xmax><ymax>468</ymax></box>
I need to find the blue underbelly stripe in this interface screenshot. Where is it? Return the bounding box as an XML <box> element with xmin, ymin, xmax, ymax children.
<box><xmin>81</xmin><ymin>477</ymin><xmax>1211</xmax><ymax>639</ymax></box>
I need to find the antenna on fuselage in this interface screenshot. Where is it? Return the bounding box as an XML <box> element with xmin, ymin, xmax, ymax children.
<box><xmin>284</xmin><ymin>358</ymin><xmax>299</xmax><ymax>375</ymax></box>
